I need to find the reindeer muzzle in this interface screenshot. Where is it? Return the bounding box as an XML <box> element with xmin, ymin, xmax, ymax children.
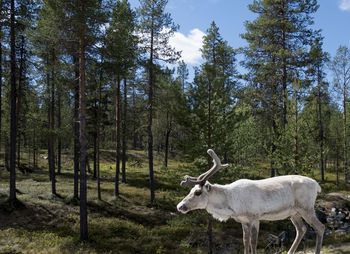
<box><xmin>177</xmin><ymin>203</ymin><xmax>188</xmax><ymax>213</ymax></box>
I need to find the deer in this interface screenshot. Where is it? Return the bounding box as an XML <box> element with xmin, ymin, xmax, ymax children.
<box><xmin>177</xmin><ymin>149</ymin><xmax>325</xmax><ymax>254</ymax></box>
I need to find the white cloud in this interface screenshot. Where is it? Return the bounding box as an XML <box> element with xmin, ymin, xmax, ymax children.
<box><xmin>169</xmin><ymin>29</ymin><xmax>205</xmax><ymax>64</ymax></box>
<box><xmin>339</xmin><ymin>0</ymin><xmax>350</xmax><ymax>11</ymax></box>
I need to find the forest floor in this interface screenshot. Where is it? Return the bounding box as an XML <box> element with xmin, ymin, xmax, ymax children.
<box><xmin>0</xmin><ymin>150</ymin><xmax>349</xmax><ymax>253</ymax></box>
<box><xmin>297</xmin><ymin>243</ymin><xmax>350</xmax><ymax>253</ymax></box>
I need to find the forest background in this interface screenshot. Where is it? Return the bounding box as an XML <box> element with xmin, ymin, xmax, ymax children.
<box><xmin>0</xmin><ymin>0</ymin><xmax>350</xmax><ymax>253</ymax></box>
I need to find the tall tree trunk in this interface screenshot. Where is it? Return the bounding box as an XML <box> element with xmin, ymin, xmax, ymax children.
<box><xmin>97</xmin><ymin>133</ymin><xmax>101</xmax><ymax>200</ymax></box>
<box><xmin>73</xmin><ymin>54</ymin><xmax>79</xmax><ymax>199</ymax></box>
<box><xmin>122</xmin><ymin>78</ymin><xmax>127</xmax><ymax>183</ymax></box>
<box><xmin>132</xmin><ymin>84</ymin><xmax>137</xmax><ymax>150</ymax></box>
<box><xmin>97</xmin><ymin>67</ymin><xmax>102</xmax><ymax>200</ymax></box>
<box><xmin>17</xmin><ymin>35</ymin><xmax>25</xmax><ymax>170</ymax></box>
<box><xmin>47</xmin><ymin>89</ymin><xmax>51</xmax><ymax>181</ymax></box>
<box><xmin>281</xmin><ymin>0</ymin><xmax>288</xmax><ymax>129</ymax></box>
<box><xmin>207</xmin><ymin>80</ymin><xmax>212</xmax><ymax>166</ymax></box>
<box><xmin>49</xmin><ymin>50</ymin><xmax>56</xmax><ymax>195</ymax></box>
<box><xmin>57</xmin><ymin>81</ymin><xmax>62</xmax><ymax>175</ymax></box>
<box><xmin>115</xmin><ymin>76</ymin><xmax>121</xmax><ymax>197</ymax></box>
<box><xmin>93</xmin><ymin>114</ymin><xmax>97</xmax><ymax>179</ymax></box>
<box><xmin>0</xmin><ymin>24</ymin><xmax>2</xmax><ymax>157</ymax></box>
<box><xmin>270</xmin><ymin>110</ymin><xmax>278</xmax><ymax>177</ymax></box>
<box><xmin>5</xmin><ymin>136</ymin><xmax>9</xmax><ymax>171</ymax></box>
<box><xmin>293</xmin><ymin>82</ymin><xmax>299</xmax><ymax>174</ymax></box>
<box><xmin>343</xmin><ymin>82</ymin><xmax>348</xmax><ymax>182</ymax></box>
<box><xmin>79</xmin><ymin>33</ymin><xmax>88</xmax><ymax>241</ymax></box>
<box><xmin>93</xmin><ymin>73</ymin><xmax>98</xmax><ymax>179</ymax></box>
<box><xmin>9</xmin><ymin>0</ymin><xmax>17</xmax><ymax>201</ymax></box>
<box><xmin>148</xmin><ymin>28</ymin><xmax>155</xmax><ymax>203</ymax></box>
<box><xmin>317</xmin><ymin>77</ymin><xmax>324</xmax><ymax>181</ymax></box>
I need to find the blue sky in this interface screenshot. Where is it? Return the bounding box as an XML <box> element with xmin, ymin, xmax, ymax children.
<box><xmin>129</xmin><ymin>0</ymin><xmax>350</xmax><ymax>78</ymax></box>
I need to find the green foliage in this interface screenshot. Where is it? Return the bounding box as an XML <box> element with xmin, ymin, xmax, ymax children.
<box><xmin>187</xmin><ymin>21</ymin><xmax>237</xmax><ymax>159</ymax></box>
<box><xmin>105</xmin><ymin>0</ymin><xmax>138</xmax><ymax>76</ymax></box>
<box><xmin>137</xmin><ymin>0</ymin><xmax>180</xmax><ymax>63</ymax></box>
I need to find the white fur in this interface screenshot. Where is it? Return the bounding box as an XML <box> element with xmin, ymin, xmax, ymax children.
<box><xmin>177</xmin><ymin>175</ymin><xmax>325</xmax><ymax>254</ymax></box>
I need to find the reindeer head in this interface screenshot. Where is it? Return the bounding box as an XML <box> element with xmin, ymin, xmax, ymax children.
<box><xmin>177</xmin><ymin>149</ymin><xmax>229</xmax><ymax>214</ymax></box>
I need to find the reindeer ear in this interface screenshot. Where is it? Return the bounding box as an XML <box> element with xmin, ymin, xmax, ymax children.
<box><xmin>205</xmin><ymin>183</ymin><xmax>212</xmax><ymax>192</ymax></box>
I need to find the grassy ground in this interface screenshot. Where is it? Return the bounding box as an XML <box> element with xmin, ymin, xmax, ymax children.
<box><xmin>0</xmin><ymin>150</ymin><xmax>349</xmax><ymax>253</ymax></box>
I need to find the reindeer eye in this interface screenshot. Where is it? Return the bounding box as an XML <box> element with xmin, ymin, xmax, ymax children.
<box><xmin>194</xmin><ymin>191</ymin><xmax>202</xmax><ymax>196</ymax></box>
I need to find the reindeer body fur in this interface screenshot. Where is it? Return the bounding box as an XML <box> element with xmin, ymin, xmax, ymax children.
<box><xmin>206</xmin><ymin>175</ymin><xmax>320</xmax><ymax>223</ymax></box>
<box><xmin>178</xmin><ymin>175</ymin><xmax>325</xmax><ymax>254</ymax></box>
<box><xmin>178</xmin><ymin>150</ymin><xmax>324</xmax><ymax>254</ymax></box>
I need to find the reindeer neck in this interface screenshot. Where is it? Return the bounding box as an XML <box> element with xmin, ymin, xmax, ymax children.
<box><xmin>205</xmin><ymin>184</ymin><xmax>235</xmax><ymax>222</ymax></box>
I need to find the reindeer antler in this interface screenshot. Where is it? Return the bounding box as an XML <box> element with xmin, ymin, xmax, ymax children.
<box><xmin>180</xmin><ymin>149</ymin><xmax>229</xmax><ymax>187</ymax></box>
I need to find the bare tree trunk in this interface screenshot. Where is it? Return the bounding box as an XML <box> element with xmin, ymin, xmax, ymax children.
<box><xmin>115</xmin><ymin>76</ymin><xmax>121</xmax><ymax>197</ymax></box>
<box><xmin>57</xmin><ymin>81</ymin><xmax>62</xmax><ymax>175</ymax></box>
<box><xmin>16</xmin><ymin>35</ymin><xmax>25</xmax><ymax>170</ymax></box>
<box><xmin>281</xmin><ymin>0</ymin><xmax>287</xmax><ymax>129</ymax></box>
<box><xmin>207</xmin><ymin>79</ymin><xmax>213</xmax><ymax>254</ymax></box>
<box><xmin>317</xmin><ymin>78</ymin><xmax>324</xmax><ymax>181</ymax></box>
<box><xmin>73</xmin><ymin>54</ymin><xmax>79</xmax><ymax>199</ymax></box>
<box><xmin>93</xmin><ymin>131</ymin><xmax>97</xmax><ymax>178</ymax></box>
<box><xmin>293</xmin><ymin>82</ymin><xmax>299</xmax><ymax>174</ymax></box>
<box><xmin>5</xmin><ymin>136</ymin><xmax>9</xmax><ymax>171</ymax></box>
<box><xmin>207</xmin><ymin>81</ymin><xmax>212</xmax><ymax>166</ymax></box>
<box><xmin>93</xmin><ymin>89</ymin><xmax>97</xmax><ymax>179</ymax></box>
<box><xmin>148</xmin><ymin>29</ymin><xmax>155</xmax><ymax>203</ymax></box>
<box><xmin>343</xmin><ymin>83</ymin><xmax>348</xmax><ymax>182</ymax></box>
<box><xmin>79</xmin><ymin>32</ymin><xmax>88</xmax><ymax>241</ymax></box>
<box><xmin>49</xmin><ymin>50</ymin><xmax>56</xmax><ymax>195</ymax></box>
<box><xmin>47</xmin><ymin>94</ymin><xmax>51</xmax><ymax>180</ymax></box>
<box><xmin>9</xmin><ymin>0</ymin><xmax>17</xmax><ymax>201</ymax></box>
<box><xmin>97</xmin><ymin>67</ymin><xmax>102</xmax><ymax>200</ymax></box>
<box><xmin>122</xmin><ymin>78</ymin><xmax>127</xmax><ymax>183</ymax></box>
<box><xmin>0</xmin><ymin>24</ymin><xmax>2</xmax><ymax>157</ymax></box>
<box><xmin>132</xmin><ymin>84</ymin><xmax>137</xmax><ymax>150</ymax></box>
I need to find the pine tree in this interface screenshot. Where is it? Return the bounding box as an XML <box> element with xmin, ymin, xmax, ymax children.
<box><xmin>308</xmin><ymin>38</ymin><xmax>329</xmax><ymax>181</ymax></box>
<box><xmin>330</xmin><ymin>45</ymin><xmax>350</xmax><ymax>183</ymax></box>
<box><xmin>189</xmin><ymin>21</ymin><xmax>237</xmax><ymax>254</ymax></box>
<box><xmin>40</xmin><ymin>0</ymin><xmax>106</xmax><ymax>240</ymax></box>
<box><xmin>137</xmin><ymin>0</ymin><xmax>180</xmax><ymax>203</ymax></box>
<box><xmin>190</xmin><ymin>21</ymin><xmax>236</xmax><ymax>158</ymax></box>
<box><xmin>9</xmin><ymin>0</ymin><xmax>17</xmax><ymax>202</ymax></box>
<box><xmin>105</xmin><ymin>0</ymin><xmax>138</xmax><ymax>196</ymax></box>
<box><xmin>241</xmin><ymin>0</ymin><xmax>320</xmax><ymax>176</ymax></box>
<box><xmin>32</xmin><ymin>0</ymin><xmax>61</xmax><ymax>195</ymax></box>
<box><xmin>0</xmin><ymin>0</ymin><xmax>7</xmax><ymax>160</ymax></box>
<box><xmin>177</xmin><ymin>60</ymin><xmax>188</xmax><ymax>92</ymax></box>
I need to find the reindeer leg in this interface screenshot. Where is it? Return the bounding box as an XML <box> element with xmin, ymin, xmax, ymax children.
<box><xmin>249</xmin><ymin>220</ymin><xmax>259</xmax><ymax>254</ymax></box>
<box><xmin>287</xmin><ymin>215</ymin><xmax>307</xmax><ymax>254</ymax></box>
<box><xmin>299</xmin><ymin>210</ymin><xmax>325</xmax><ymax>254</ymax></box>
<box><xmin>242</xmin><ymin>223</ymin><xmax>251</xmax><ymax>254</ymax></box>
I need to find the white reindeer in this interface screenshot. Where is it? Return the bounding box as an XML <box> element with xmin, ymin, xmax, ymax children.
<box><xmin>177</xmin><ymin>149</ymin><xmax>325</xmax><ymax>254</ymax></box>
